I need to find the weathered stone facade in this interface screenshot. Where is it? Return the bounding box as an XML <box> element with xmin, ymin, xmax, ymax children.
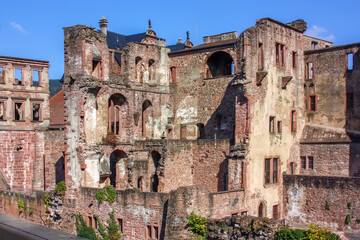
<box><xmin>0</xmin><ymin>16</ymin><xmax>359</xmax><ymax>238</ymax></box>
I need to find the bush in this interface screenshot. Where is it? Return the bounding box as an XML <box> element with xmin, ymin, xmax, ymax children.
<box><xmin>347</xmin><ymin>202</ymin><xmax>352</xmax><ymax>210</ymax></box>
<box><xmin>95</xmin><ymin>190</ymin><xmax>105</xmax><ymax>205</ymax></box>
<box><xmin>275</xmin><ymin>227</ymin><xmax>306</xmax><ymax>240</ymax></box>
<box><xmin>54</xmin><ymin>181</ymin><xmax>67</xmax><ymax>196</ymax></box>
<box><xmin>325</xmin><ymin>201</ymin><xmax>330</xmax><ymax>211</ymax></box>
<box><xmin>104</xmin><ymin>186</ymin><xmax>116</xmax><ymax>204</ymax></box>
<box><xmin>186</xmin><ymin>211</ymin><xmax>207</xmax><ymax>240</ymax></box>
<box><xmin>275</xmin><ymin>224</ymin><xmax>340</xmax><ymax>240</ymax></box>
<box><xmin>18</xmin><ymin>199</ymin><xmax>24</xmax><ymax>213</ymax></box>
<box><xmin>75</xmin><ymin>213</ymin><xmax>99</xmax><ymax>240</ymax></box>
<box><xmin>345</xmin><ymin>214</ymin><xmax>351</xmax><ymax>224</ymax></box>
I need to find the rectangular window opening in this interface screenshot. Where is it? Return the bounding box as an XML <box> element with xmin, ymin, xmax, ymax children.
<box><xmin>311</xmin><ymin>41</ymin><xmax>318</xmax><ymax>50</ymax></box>
<box><xmin>275</xmin><ymin>43</ymin><xmax>285</xmax><ymax>66</ymax></box>
<box><xmin>301</xmin><ymin>156</ymin><xmax>306</xmax><ymax>169</ymax></box>
<box><xmin>32</xmin><ymin>103</ymin><xmax>40</xmax><ymax>121</ymax></box>
<box><xmin>14</xmin><ymin>102</ymin><xmax>23</xmax><ymax>121</ymax></box>
<box><xmin>292</xmin><ymin>51</ymin><xmax>297</xmax><ymax>68</ymax></box>
<box><xmin>118</xmin><ymin>219</ymin><xmax>123</xmax><ymax>233</ymax></box>
<box><xmin>309</xmin><ymin>95</ymin><xmax>316</xmax><ymax>112</ymax></box>
<box><xmin>94</xmin><ymin>217</ymin><xmax>98</xmax><ymax>229</ymax></box>
<box><xmin>241</xmin><ymin>211</ymin><xmax>248</xmax><ymax>216</ymax></box>
<box><xmin>154</xmin><ymin>226</ymin><xmax>159</xmax><ymax>239</ymax></box>
<box><xmin>269</xmin><ymin>116</ymin><xmax>275</xmax><ymax>133</ymax></box>
<box><xmin>265</xmin><ymin>158</ymin><xmax>271</xmax><ymax>184</ymax></box>
<box><xmin>15</xmin><ymin>68</ymin><xmax>22</xmax><ymax>85</ymax></box>
<box><xmin>347</xmin><ymin>53</ymin><xmax>353</xmax><ymax>70</ymax></box>
<box><xmin>32</xmin><ymin>70</ymin><xmax>40</xmax><ymax>86</ymax></box>
<box><xmin>277</xmin><ymin>121</ymin><xmax>282</xmax><ymax>133</ymax></box>
<box><xmin>0</xmin><ymin>67</ymin><xmax>4</xmax><ymax>83</ymax></box>
<box><xmin>258</xmin><ymin>42</ymin><xmax>264</xmax><ymax>70</ymax></box>
<box><xmin>291</xmin><ymin>110</ymin><xmax>297</xmax><ymax>133</ymax></box>
<box><xmin>147</xmin><ymin>225</ymin><xmax>152</xmax><ymax>239</ymax></box>
<box><xmin>88</xmin><ymin>216</ymin><xmax>92</xmax><ymax>228</ymax></box>
<box><xmin>0</xmin><ymin>101</ymin><xmax>4</xmax><ymax>120</ymax></box>
<box><xmin>272</xmin><ymin>205</ymin><xmax>279</xmax><ymax>220</ymax></box>
<box><xmin>306</xmin><ymin>63</ymin><xmax>313</xmax><ymax>79</ymax></box>
<box><xmin>308</xmin><ymin>156</ymin><xmax>314</xmax><ymax>169</ymax></box>
<box><xmin>273</xmin><ymin>158</ymin><xmax>278</xmax><ymax>183</ymax></box>
<box><xmin>290</xmin><ymin>162</ymin><xmax>294</xmax><ymax>175</ymax></box>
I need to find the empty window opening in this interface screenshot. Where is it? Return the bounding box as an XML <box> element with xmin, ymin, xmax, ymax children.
<box><xmin>88</xmin><ymin>216</ymin><xmax>93</xmax><ymax>227</ymax></box>
<box><xmin>32</xmin><ymin>103</ymin><xmax>40</xmax><ymax>121</ymax></box>
<box><xmin>265</xmin><ymin>158</ymin><xmax>271</xmax><ymax>184</ymax></box>
<box><xmin>197</xmin><ymin>123</ymin><xmax>205</xmax><ymax>139</ymax></box>
<box><xmin>291</xmin><ymin>110</ymin><xmax>297</xmax><ymax>133</ymax></box>
<box><xmin>147</xmin><ymin>225</ymin><xmax>152</xmax><ymax>239</ymax></box>
<box><xmin>272</xmin><ymin>205</ymin><xmax>279</xmax><ymax>220</ymax></box>
<box><xmin>14</xmin><ymin>102</ymin><xmax>23</xmax><ymax>121</ymax></box>
<box><xmin>292</xmin><ymin>51</ymin><xmax>297</xmax><ymax>68</ymax></box>
<box><xmin>118</xmin><ymin>219</ymin><xmax>123</xmax><ymax>233</ymax></box>
<box><xmin>15</xmin><ymin>68</ymin><xmax>22</xmax><ymax>85</ymax></box>
<box><xmin>0</xmin><ymin>67</ymin><xmax>4</xmax><ymax>83</ymax></box>
<box><xmin>167</xmin><ymin>117</ymin><xmax>172</xmax><ymax>124</ymax></box>
<box><xmin>180</xmin><ymin>124</ymin><xmax>186</xmax><ymax>139</ymax></box>
<box><xmin>142</xmin><ymin>100</ymin><xmax>153</xmax><ymax>138</ymax></box>
<box><xmin>135</xmin><ymin>57</ymin><xmax>143</xmax><ymax>83</ymax></box>
<box><xmin>306</xmin><ymin>63</ymin><xmax>313</xmax><ymax>79</ymax></box>
<box><xmin>170</xmin><ymin>67</ymin><xmax>176</xmax><ymax>83</ymax></box>
<box><xmin>290</xmin><ymin>162</ymin><xmax>294</xmax><ymax>175</ymax></box>
<box><xmin>241</xmin><ymin>211</ymin><xmax>247</xmax><ymax>216</ymax></box>
<box><xmin>109</xmin><ymin>150</ymin><xmax>127</xmax><ymax>189</ymax></box>
<box><xmin>346</xmin><ymin>92</ymin><xmax>354</xmax><ymax>110</ymax></box>
<box><xmin>308</xmin><ymin>156</ymin><xmax>314</xmax><ymax>169</ymax></box>
<box><xmin>32</xmin><ymin>70</ymin><xmax>40</xmax><ymax>86</ymax></box>
<box><xmin>258</xmin><ymin>203</ymin><xmax>264</xmax><ymax>218</ymax></box>
<box><xmin>311</xmin><ymin>41</ymin><xmax>318</xmax><ymax>50</ymax></box>
<box><xmin>258</xmin><ymin>42</ymin><xmax>264</xmax><ymax>70</ymax></box>
<box><xmin>347</xmin><ymin>53</ymin><xmax>353</xmax><ymax>70</ymax></box>
<box><xmin>301</xmin><ymin>156</ymin><xmax>306</xmax><ymax>169</ymax></box>
<box><xmin>0</xmin><ymin>101</ymin><xmax>4</xmax><ymax>120</ymax></box>
<box><xmin>154</xmin><ymin>226</ymin><xmax>159</xmax><ymax>239</ymax></box>
<box><xmin>108</xmin><ymin>94</ymin><xmax>127</xmax><ymax>135</ymax></box>
<box><xmin>273</xmin><ymin>158</ymin><xmax>278</xmax><ymax>183</ymax></box>
<box><xmin>148</xmin><ymin>59</ymin><xmax>155</xmax><ymax>80</ymax></box>
<box><xmin>269</xmin><ymin>116</ymin><xmax>275</xmax><ymax>133</ymax></box>
<box><xmin>137</xmin><ymin>177</ymin><xmax>143</xmax><ymax>191</ymax></box>
<box><xmin>151</xmin><ymin>151</ymin><xmax>161</xmax><ymax>193</ymax></box>
<box><xmin>275</xmin><ymin>43</ymin><xmax>285</xmax><ymax>66</ymax></box>
<box><xmin>205</xmin><ymin>51</ymin><xmax>234</xmax><ymax>78</ymax></box>
<box><xmin>309</xmin><ymin>95</ymin><xmax>316</xmax><ymax>111</ymax></box>
<box><xmin>94</xmin><ymin>217</ymin><xmax>98</xmax><ymax>229</ymax></box>
<box><xmin>277</xmin><ymin>121</ymin><xmax>282</xmax><ymax>133</ymax></box>
<box><xmin>92</xmin><ymin>60</ymin><xmax>101</xmax><ymax>79</ymax></box>
<box><xmin>55</xmin><ymin>153</ymin><xmax>65</xmax><ymax>184</ymax></box>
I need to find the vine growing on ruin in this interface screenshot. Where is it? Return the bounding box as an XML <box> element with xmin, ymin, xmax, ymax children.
<box><xmin>95</xmin><ymin>186</ymin><xmax>116</xmax><ymax>205</ymax></box>
<box><xmin>17</xmin><ymin>199</ymin><xmax>24</xmax><ymax>213</ymax></box>
<box><xmin>186</xmin><ymin>211</ymin><xmax>208</xmax><ymax>240</ymax></box>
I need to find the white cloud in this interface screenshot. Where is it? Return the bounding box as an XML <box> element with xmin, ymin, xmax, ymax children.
<box><xmin>10</xmin><ymin>22</ymin><xmax>27</xmax><ymax>34</ymax></box>
<box><xmin>305</xmin><ymin>25</ymin><xmax>335</xmax><ymax>42</ymax></box>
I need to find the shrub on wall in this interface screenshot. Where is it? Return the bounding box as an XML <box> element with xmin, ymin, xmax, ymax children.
<box><xmin>186</xmin><ymin>211</ymin><xmax>208</xmax><ymax>240</ymax></box>
<box><xmin>17</xmin><ymin>199</ymin><xmax>24</xmax><ymax>213</ymax></box>
<box><xmin>55</xmin><ymin>181</ymin><xmax>67</xmax><ymax>196</ymax></box>
<box><xmin>325</xmin><ymin>201</ymin><xmax>330</xmax><ymax>211</ymax></box>
<box><xmin>275</xmin><ymin>224</ymin><xmax>340</xmax><ymax>240</ymax></box>
<box><xmin>96</xmin><ymin>186</ymin><xmax>116</xmax><ymax>205</ymax></box>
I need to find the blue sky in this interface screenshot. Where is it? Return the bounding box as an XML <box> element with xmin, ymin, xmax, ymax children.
<box><xmin>1</xmin><ymin>0</ymin><xmax>359</xmax><ymax>79</ymax></box>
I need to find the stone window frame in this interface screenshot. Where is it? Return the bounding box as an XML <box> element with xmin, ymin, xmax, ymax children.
<box><xmin>0</xmin><ymin>97</ymin><xmax>8</xmax><ymax>121</ymax></box>
<box><xmin>291</xmin><ymin>110</ymin><xmax>297</xmax><ymax>133</ymax></box>
<box><xmin>306</xmin><ymin>62</ymin><xmax>314</xmax><ymax>79</ymax></box>
<box><xmin>272</xmin><ymin>204</ymin><xmax>280</xmax><ymax>220</ymax></box>
<box><xmin>12</xmin><ymin>97</ymin><xmax>26</xmax><ymax>121</ymax></box>
<box><xmin>30</xmin><ymin>98</ymin><xmax>43</xmax><ymax>122</ymax></box>
<box><xmin>269</xmin><ymin>116</ymin><xmax>275</xmax><ymax>133</ymax></box>
<box><xmin>0</xmin><ymin>65</ymin><xmax>5</xmax><ymax>84</ymax></box>
<box><xmin>146</xmin><ymin>224</ymin><xmax>159</xmax><ymax>240</ymax></box>
<box><xmin>13</xmin><ymin>66</ymin><xmax>24</xmax><ymax>85</ymax></box>
<box><xmin>117</xmin><ymin>217</ymin><xmax>124</xmax><ymax>233</ymax></box>
<box><xmin>292</xmin><ymin>51</ymin><xmax>298</xmax><ymax>68</ymax></box>
<box><xmin>275</xmin><ymin>42</ymin><xmax>285</xmax><ymax>67</ymax></box>
<box><xmin>264</xmin><ymin>157</ymin><xmax>280</xmax><ymax>185</ymax></box>
<box><xmin>301</xmin><ymin>156</ymin><xmax>314</xmax><ymax>170</ymax></box>
<box><xmin>31</xmin><ymin>68</ymin><xmax>42</xmax><ymax>87</ymax></box>
<box><xmin>277</xmin><ymin>120</ymin><xmax>282</xmax><ymax>134</ymax></box>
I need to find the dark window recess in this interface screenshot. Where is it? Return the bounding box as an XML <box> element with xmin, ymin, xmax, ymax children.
<box><xmin>88</xmin><ymin>216</ymin><xmax>92</xmax><ymax>227</ymax></box>
<box><xmin>265</xmin><ymin>159</ymin><xmax>271</xmax><ymax>184</ymax></box>
<box><xmin>15</xmin><ymin>68</ymin><xmax>22</xmax><ymax>85</ymax></box>
<box><xmin>170</xmin><ymin>67</ymin><xmax>176</xmax><ymax>83</ymax></box>
<box><xmin>258</xmin><ymin>43</ymin><xmax>264</xmax><ymax>70</ymax></box>
<box><xmin>306</xmin><ymin>63</ymin><xmax>313</xmax><ymax>79</ymax></box>
<box><xmin>14</xmin><ymin>102</ymin><xmax>23</xmax><ymax>120</ymax></box>
<box><xmin>308</xmin><ymin>156</ymin><xmax>314</xmax><ymax>169</ymax></box>
<box><xmin>0</xmin><ymin>102</ymin><xmax>4</xmax><ymax>120</ymax></box>
<box><xmin>290</xmin><ymin>162</ymin><xmax>294</xmax><ymax>175</ymax></box>
<box><xmin>118</xmin><ymin>219</ymin><xmax>123</xmax><ymax>233</ymax></box>
<box><xmin>301</xmin><ymin>156</ymin><xmax>306</xmax><ymax>169</ymax></box>
<box><xmin>241</xmin><ymin>211</ymin><xmax>247</xmax><ymax>216</ymax></box>
<box><xmin>277</xmin><ymin>121</ymin><xmax>282</xmax><ymax>133</ymax></box>
<box><xmin>292</xmin><ymin>51</ymin><xmax>297</xmax><ymax>68</ymax></box>
<box><xmin>272</xmin><ymin>205</ymin><xmax>279</xmax><ymax>220</ymax></box>
<box><xmin>147</xmin><ymin>225</ymin><xmax>152</xmax><ymax>238</ymax></box>
<box><xmin>347</xmin><ymin>53</ymin><xmax>353</xmax><ymax>70</ymax></box>
<box><xmin>33</xmin><ymin>103</ymin><xmax>40</xmax><ymax>121</ymax></box>
<box><xmin>311</xmin><ymin>41</ymin><xmax>318</xmax><ymax>50</ymax></box>
<box><xmin>275</xmin><ymin>43</ymin><xmax>285</xmax><ymax>66</ymax></box>
<box><xmin>291</xmin><ymin>110</ymin><xmax>297</xmax><ymax>133</ymax></box>
<box><xmin>309</xmin><ymin>95</ymin><xmax>316</xmax><ymax>111</ymax></box>
<box><xmin>154</xmin><ymin>226</ymin><xmax>159</xmax><ymax>239</ymax></box>
<box><xmin>32</xmin><ymin>70</ymin><xmax>39</xmax><ymax>86</ymax></box>
<box><xmin>347</xmin><ymin>92</ymin><xmax>354</xmax><ymax>110</ymax></box>
<box><xmin>273</xmin><ymin>158</ymin><xmax>278</xmax><ymax>183</ymax></box>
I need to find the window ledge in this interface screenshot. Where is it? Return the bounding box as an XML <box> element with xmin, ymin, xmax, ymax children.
<box><xmin>13</xmin><ymin>120</ymin><xmax>25</xmax><ymax>122</ymax></box>
<box><xmin>31</xmin><ymin>120</ymin><xmax>43</xmax><ymax>123</ymax></box>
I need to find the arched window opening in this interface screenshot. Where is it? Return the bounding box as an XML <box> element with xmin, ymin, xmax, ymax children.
<box><xmin>197</xmin><ymin>123</ymin><xmax>205</xmax><ymax>139</ymax></box>
<box><xmin>110</xmin><ymin>150</ymin><xmax>127</xmax><ymax>189</ymax></box>
<box><xmin>170</xmin><ymin>67</ymin><xmax>176</xmax><ymax>83</ymax></box>
<box><xmin>151</xmin><ymin>151</ymin><xmax>161</xmax><ymax>192</ymax></box>
<box><xmin>258</xmin><ymin>202</ymin><xmax>264</xmax><ymax>218</ymax></box>
<box><xmin>108</xmin><ymin>94</ymin><xmax>127</xmax><ymax>135</ymax></box>
<box><xmin>135</xmin><ymin>57</ymin><xmax>143</xmax><ymax>83</ymax></box>
<box><xmin>142</xmin><ymin>100</ymin><xmax>153</xmax><ymax>137</ymax></box>
<box><xmin>148</xmin><ymin>59</ymin><xmax>155</xmax><ymax>81</ymax></box>
<box><xmin>206</xmin><ymin>51</ymin><xmax>234</xmax><ymax>78</ymax></box>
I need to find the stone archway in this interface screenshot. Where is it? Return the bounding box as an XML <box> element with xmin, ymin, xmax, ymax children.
<box><xmin>109</xmin><ymin>150</ymin><xmax>128</xmax><ymax>189</ymax></box>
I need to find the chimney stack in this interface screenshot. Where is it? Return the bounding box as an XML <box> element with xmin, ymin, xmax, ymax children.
<box><xmin>99</xmin><ymin>16</ymin><xmax>108</xmax><ymax>36</ymax></box>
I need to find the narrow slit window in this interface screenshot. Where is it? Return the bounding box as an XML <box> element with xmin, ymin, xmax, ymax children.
<box><xmin>290</xmin><ymin>162</ymin><xmax>294</xmax><ymax>175</ymax></box>
<box><xmin>347</xmin><ymin>53</ymin><xmax>353</xmax><ymax>70</ymax></box>
<box><xmin>15</xmin><ymin>68</ymin><xmax>22</xmax><ymax>85</ymax></box>
<box><xmin>309</xmin><ymin>95</ymin><xmax>316</xmax><ymax>112</ymax></box>
<box><xmin>301</xmin><ymin>156</ymin><xmax>306</xmax><ymax>169</ymax></box>
<box><xmin>308</xmin><ymin>156</ymin><xmax>314</xmax><ymax>169</ymax></box>
<box><xmin>265</xmin><ymin>158</ymin><xmax>271</xmax><ymax>184</ymax></box>
<box><xmin>277</xmin><ymin>121</ymin><xmax>282</xmax><ymax>133</ymax></box>
<box><xmin>170</xmin><ymin>67</ymin><xmax>176</xmax><ymax>83</ymax></box>
<box><xmin>154</xmin><ymin>226</ymin><xmax>159</xmax><ymax>239</ymax></box>
<box><xmin>306</xmin><ymin>63</ymin><xmax>313</xmax><ymax>79</ymax></box>
<box><xmin>32</xmin><ymin>103</ymin><xmax>40</xmax><ymax>121</ymax></box>
<box><xmin>32</xmin><ymin>70</ymin><xmax>40</xmax><ymax>86</ymax></box>
<box><xmin>273</xmin><ymin>158</ymin><xmax>278</xmax><ymax>183</ymax></box>
<box><xmin>292</xmin><ymin>51</ymin><xmax>297</xmax><ymax>68</ymax></box>
<box><xmin>291</xmin><ymin>110</ymin><xmax>297</xmax><ymax>133</ymax></box>
<box><xmin>88</xmin><ymin>216</ymin><xmax>92</xmax><ymax>227</ymax></box>
<box><xmin>269</xmin><ymin>116</ymin><xmax>275</xmax><ymax>133</ymax></box>
<box><xmin>258</xmin><ymin>42</ymin><xmax>264</xmax><ymax>70</ymax></box>
<box><xmin>118</xmin><ymin>219</ymin><xmax>123</xmax><ymax>233</ymax></box>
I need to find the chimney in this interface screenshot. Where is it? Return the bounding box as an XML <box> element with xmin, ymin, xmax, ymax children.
<box><xmin>99</xmin><ymin>16</ymin><xmax>108</xmax><ymax>36</ymax></box>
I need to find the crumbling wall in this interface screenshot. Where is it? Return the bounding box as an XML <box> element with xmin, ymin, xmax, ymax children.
<box><xmin>284</xmin><ymin>174</ymin><xmax>360</xmax><ymax>231</ymax></box>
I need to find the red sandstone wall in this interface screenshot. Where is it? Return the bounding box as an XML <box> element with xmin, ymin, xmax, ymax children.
<box><xmin>284</xmin><ymin>175</ymin><xmax>360</xmax><ymax>231</ymax></box>
<box><xmin>0</xmin><ymin>130</ymin><xmax>45</xmax><ymax>192</ymax></box>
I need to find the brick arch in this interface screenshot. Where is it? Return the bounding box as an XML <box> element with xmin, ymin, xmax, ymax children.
<box><xmin>202</xmin><ymin>50</ymin><xmax>236</xmax><ymax>79</ymax></box>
